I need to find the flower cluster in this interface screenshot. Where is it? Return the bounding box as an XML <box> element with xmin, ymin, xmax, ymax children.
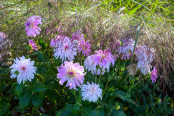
<box><xmin>72</xmin><ymin>30</ymin><xmax>84</xmax><ymax>41</ymax></box>
<box><xmin>25</xmin><ymin>16</ymin><xmax>42</xmax><ymax>37</ymax></box>
<box><xmin>72</xmin><ymin>30</ymin><xmax>91</xmax><ymax>57</ymax></box>
<box><xmin>28</xmin><ymin>39</ymin><xmax>37</xmax><ymax>50</ymax></box>
<box><xmin>84</xmin><ymin>50</ymin><xmax>115</xmax><ymax>75</ymax></box>
<box><xmin>0</xmin><ymin>32</ymin><xmax>7</xmax><ymax>50</ymax></box>
<box><xmin>78</xmin><ymin>39</ymin><xmax>91</xmax><ymax>57</ymax></box>
<box><xmin>151</xmin><ymin>66</ymin><xmax>158</xmax><ymax>83</ymax></box>
<box><xmin>10</xmin><ymin>56</ymin><xmax>37</xmax><ymax>84</ymax></box>
<box><xmin>117</xmin><ymin>38</ymin><xmax>156</xmax><ymax>76</ymax></box>
<box><xmin>57</xmin><ymin>61</ymin><xmax>85</xmax><ymax>89</ymax></box>
<box><xmin>81</xmin><ymin>82</ymin><xmax>102</xmax><ymax>102</ymax></box>
<box><xmin>118</xmin><ymin>38</ymin><xmax>135</xmax><ymax>60</ymax></box>
<box><xmin>51</xmin><ymin>35</ymin><xmax>79</xmax><ymax>62</ymax></box>
<box><xmin>135</xmin><ymin>45</ymin><xmax>155</xmax><ymax>75</ymax></box>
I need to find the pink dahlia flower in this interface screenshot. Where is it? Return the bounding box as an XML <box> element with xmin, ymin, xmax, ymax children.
<box><xmin>25</xmin><ymin>16</ymin><xmax>42</xmax><ymax>37</ymax></box>
<box><xmin>57</xmin><ymin>61</ymin><xmax>85</xmax><ymax>89</ymax></box>
<box><xmin>78</xmin><ymin>39</ymin><xmax>91</xmax><ymax>56</ymax></box>
<box><xmin>84</xmin><ymin>50</ymin><xmax>115</xmax><ymax>75</ymax></box>
<box><xmin>10</xmin><ymin>56</ymin><xmax>37</xmax><ymax>84</ymax></box>
<box><xmin>28</xmin><ymin>39</ymin><xmax>37</xmax><ymax>50</ymax></box>
<box><xmin>51</xmin><ymin>36</ymin><xmax>79</xmax><ymax>62</ymax></box>
<box><xmin>151</xmin><ymin>66</ymin><xmax>158</xmax><ymax>83</ymax></box>
<box><xmin>72</xmin><ymin>30</ymin><xmax>84</xmax><ymax>41</ymax></box>
<box><xmin>81</xmin><ymin>82</ymin><xmax>102</xmax><ymax>102</ymax></box>
<box><xmin>94</xmin><ymin>50</ymin><xmax>115</xmax><ymax>72</ymax></box>
<box><xmin>118</xmin><ymin>38</ymin><xmax>136</xmax><ymax>60</ymax></box>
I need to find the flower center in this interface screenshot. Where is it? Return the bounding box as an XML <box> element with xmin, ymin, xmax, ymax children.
<box><xmin>69</xmin><ymin>71</ymin><xmax>73</xmax><ymax>76</ymax></box>
<box><xmin>21</xmin><ymin>66</ymin><xmax>26</xmax><ymax>71</ymax></box>
<box><xmin>68</xmin><ymin>71</ymin><xmax>75</xmax><ymax>78</ymax></box>
<box><xmin>26</xmin><ymin>21</ymin><xmax>35</xmax><ymax>27</ymax></box>
<box><xmin>26</xmin><ymin>22</ymin><xmax>31</xmax><ymax>26</ymax></box>
<box><xmin>64</xmin><ymin>44</ymin><xmax>69</xmax><ymax>51</ymax></box>
<box><xmin>91</xmin><ymin>87</ymin><xmax>96</xmax><ymax>93</ymax></box>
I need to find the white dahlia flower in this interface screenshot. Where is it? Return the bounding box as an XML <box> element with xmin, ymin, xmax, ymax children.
<box><xmin>81</xmin><ymin>82</ymin><xmax>102</xmax><ymax>102</ymax></box>
<box><xmin>52</xmin><ymin>36</ymin><xmax>78</xmax><ymax>62</ymax></box>
<box><xmin>10</xmin><ymin>56</ymin><xmax>37</xmax><ymax>84</ymax></box>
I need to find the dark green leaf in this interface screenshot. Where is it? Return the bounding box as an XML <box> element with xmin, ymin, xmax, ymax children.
<box><xmin>1</xmin><ymin>83</ymin><xmax>8</xmax><ymax>92</ymax></box>
<box><xmin>55</xmin><ymin>110</ymin><xmax>70</xmax><ymax>116</ymax></box>
<box><xmin>86</xmin><ymin>73</ymin><xmax>99</xmax><ymax>82</ymax></box>
<box><xmin>31</xmin><ymin>84</ymin><xmax>50</xmax><ymax>92</ymax></box>
<box><xmin>14</xmin><ymin>84</ymin><xmax>24</xmax><ymax>97</ymax></box>
<box><xmin>44</xmin><ymin>78</ymin><xmax>59</xmax><ymax>89</ymax></box>
<box><xmin>44</xmin><ymin>90</ymin><xmax>58</xmax><ymax>102</ymax></box>
<box><xmin>158</xmin><ymin>104</ymin><xmax>164</xmax><ymax>113</ymax></box>
<box><xmin>55</xmin><ymin>104</ymin><xmax>75</xmax><ymax>116</ymax></box>
<box><xmin>19</xmin><ymin>88</ymin><xmax>32</xmax><ymax>109</ymax></box>
<box><xmin>0</xmin><ymin>103</ymin><xmax>11</xmax><ymax>116</ymax></box>
<box><xmin>32</xmin><ymin>94</ymin><xmax>43</xmax><ymax>108</ymax></box>
<box><xmin>82</xmin><ymin>107</ymin><xmax>96</xmax><ymax>116</ymax></box>
<box><xmin>108</xmin><ymin>75</ymin><xmax>112</xmax><ymax>81</ymax></box>
<box><xmin>112</xmin><ymin>89</ymin><xmax>135</xmax><ymax>104</ymax></box>
<box><xmin>64</xmin><ymin>104</ymin><xmax>74</xmax><ymax>112</ymax></box>
<box><xmin>73</xmin><ymin>105</ymin><xmax>80</xmax><ymax>114</ymax></box>
<box><xmin>112</xmin><ymin>110</ymin><xmax>126</xmax><ymax>116</ymax></box>
<box><xmin>0</xmin><ymin>67</ymin><xmax>9</xmax><ymax>75</ymax></box>
<box><xmin>41</xmin><ymin>66</ymin><xmax>47</xmax><ymax>75</ymax></box>
<box><xmin>94</xmin><ymin>107</ymin><xmax>105</xmax><ymax>116</ymax></box>
<box><xmin>37</xmin><ymin>52</ymin><xmax>45</xmax><ymax>62</ymax></box>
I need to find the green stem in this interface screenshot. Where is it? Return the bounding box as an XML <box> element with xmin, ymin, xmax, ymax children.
<box><xmin>107</xmin><ymin>105</ymin><xmax>115</xmax><ymax>116</ymax></box>
<box><xmin>130</xmin><ymin>76</ymin><xmax>148</xmax><ymax>89</ymax></box>
<box><xmin>150</xmin><ymin>101</ymin><xmax>157</xmax><ymax>114</ymax></box>
<box><xmin>74</xmin><ymin>90</ymin><xmax>77</xmax><ymax>102</ymax></box>
<box><xmin>98</xmin><ymin>74</ymin><xmax>102</xmax><ymax>84</ymax></box>
<box><xmin>123</xmin><ymin>76</ymin><xmax>134</xmax><ymax>86</ymax></box>
<box><xmin>102</xmin><ymin>79</ymin><xmax>110</xmax><ymax>98</ymax></box>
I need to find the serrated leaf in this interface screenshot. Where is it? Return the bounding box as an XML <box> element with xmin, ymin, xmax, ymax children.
<box><xmin>31</xmin><ymin>84</ymin><xmax>50</xmax><ymax>92</ymax></box>
<box><xmin>1</xmin><ymin>83</ymin><xmax>8</xmax><ymax>92</ymax></box>
<box><xmin>37</xmin><ymin>52</ymin><xmax>44</xmax><ymax>62</ymax></box>
<box><xmin>64</xmin><ymin>104</ymin><xmax>74</xmax><ymax>112</ymax></box>
<box><xmin>73</xmin><ymin>105</ymin><xmax>80</xmax><ymax>114</ymax></box>
<box><xmin>112</xmin><ymin>89</ymin><xmax>135</xmax><ymax>104</ymax></box>
<box><xmin>111</xmin><ymin>110</ymin><xmax>126</xmax><ymax>116</ymax></box>
<box><xmin>94</xmin><ymin>107</ymin><xmax>105</xmax><ymax>116</ymax></box>
<box><xmin>55</xmin><ymin>109</ymin><xmax>70</xmax><ymax>116</ymax></box>
<box><xmin>32</xmin><ymin>94</ymin><xmax>43</xmax><ymax>108</ymax></box>
<box><xmin>41</xmin><ymin>66</ymin><xmax>47</xmax><ymax>75</ymax></box>
<box><xmin>14</xmin><ymin>84</ymin><xmax>24</xmax><ymax>97</ymax></box>
<box><xmin>55</xmin><ymin>104</ymin><xmax>75</xmax><ymax>116</ymax></box>
<box><xmin>19</xmin><ymin>88</ymin><xmax>32</xmax><ymax>109</ymax></box>
<box><xmin>0</xmin><ymin>101</ymin><xmax>11</xmax><ymax>116</ymax></box>
<box><xmin>82</xmin><ymin>107</ymin><xmax>96</xmax><ymax>116</ymax></box>
<box><xmin>0</xmin><ymin>103</ymin><xmax>11</xmax><ymax>115</ymax></box>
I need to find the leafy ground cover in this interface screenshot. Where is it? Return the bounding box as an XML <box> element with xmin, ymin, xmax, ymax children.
<box><xmin>0</xmin><ymin>0</ymin><xmax>174</xmax><ymax>115</ymax></box>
